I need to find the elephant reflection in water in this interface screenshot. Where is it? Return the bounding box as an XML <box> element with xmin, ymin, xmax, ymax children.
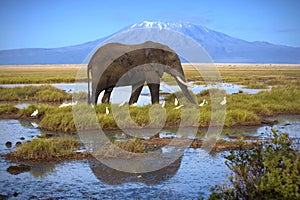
<box><xmin>89</xmin><ymin>155</ymin><xmax>183</xmax><ymax>185</ymax></box>
<box><xmin>87</xmin><ymin>41</ymin><xmax>196</xmax><ymax>105</ymax></box>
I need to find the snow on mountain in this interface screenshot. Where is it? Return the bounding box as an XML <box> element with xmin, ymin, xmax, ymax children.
<box><xmin>130</xmin><ymin>21</ymin><xmax>209</xmax><ymax>32</ymax></box>
<box><xmin>1</xmin><ymin>21</ymin><xmax>300</xmax><ymax>65</ymax></box>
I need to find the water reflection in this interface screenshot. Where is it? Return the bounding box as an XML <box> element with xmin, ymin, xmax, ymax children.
<box><xmin>0</xmin><ymin>149</ymin><xmax>229</xmax><ymax>199</ymax></box>
<box><xmin>89</xmin><ymin>155</ymin><xmax>182</xmax><ymax>185</ymax></box>
<box><xmin>29</xmin><ymin>162</ymin><xmax>56</xmax><ymax>178</ymax></box>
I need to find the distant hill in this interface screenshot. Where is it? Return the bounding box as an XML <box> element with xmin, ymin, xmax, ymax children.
<box><xmin>1</xmin><ymin>21</ymin><xmax>300</xmax><ymax>65</ymax></box>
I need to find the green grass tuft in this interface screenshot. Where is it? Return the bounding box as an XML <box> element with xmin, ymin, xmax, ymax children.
<box><xmin>0</xmin><ymin>104</ymin><xmax>19</xmax><ymax>115</ymax></box>
<box><xmin>10</xmin><ymin>137</ymin><xmax>80</xmax><ymax>161</ymax></box>
<box><xmin>0</xmin><ymin>85</ymin><xmax>71</xmax><ymax>102</ymax></box>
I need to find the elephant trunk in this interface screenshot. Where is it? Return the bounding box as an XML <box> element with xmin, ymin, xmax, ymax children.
<box><xmin>167</xmin><ymin>68</ymin><xmax>196</xmax><ymax>104</ymax></box>
<box><xmin>176</xmin><ymin>78</ymin><xmax>196</xmax><ymax>104</ymax></box>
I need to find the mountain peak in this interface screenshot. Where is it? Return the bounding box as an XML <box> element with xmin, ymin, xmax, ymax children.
<box><xmin>129</xmin><ymin>21</ymin><xmax>209</xmax><ymax>32</ymax></box>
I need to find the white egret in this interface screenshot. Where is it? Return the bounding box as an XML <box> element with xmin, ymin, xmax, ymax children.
<box><xmin>161</xmin><ymin>100</ymin><xmax>166</xmax><ymax>108</ymax></box>
<box><xmin>220</xmin><ymin>97</ymin><xmax>227</xmax><ymax>105</ymax></box>
<box><xmin>105</xmin><ymin>107</ymin><xmax>110</xmax><ymax>115</ymax></box>
<box><xmin>199</xmin><ymin>99</ymin><xmax>206</xmax><ymax>107</ymax></box>
<box><xmin>31</xmin><ymin>109</ymin><xmax>38</xmax><ymax>117</ymax></box>
<box><xmin>174</xmin><ymin>98</ymin><xmax>179</xmax><ymax>106</ymax></box>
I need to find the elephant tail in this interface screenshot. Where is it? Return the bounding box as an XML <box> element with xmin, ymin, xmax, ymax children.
<box><xmin>87</xmin><ymin>64</ymin><xmax>91</xmax><ymax>104</ymax></box>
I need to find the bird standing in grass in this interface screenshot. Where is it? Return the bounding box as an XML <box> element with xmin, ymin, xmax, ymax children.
<box><xmin>199</xmin><ymin>99</ymin><xmax>207</xmax><ymax>107</ymax></box>
<box><xmin>105</xmin><ymin>107</ymin><xmax>110</xmax><ymax>115</ymax></box>
<box><xmin>174</xmin><ymin>98</ymin><xmax>179</xmax><ymax>106</ymax></box>
<box><xmin>220</xmin><ymin>97</ymin><xmax>227</xmax><ymax>105</ymax></box>
<box><xmin>31</xmin><ymin>109</ymin><xmax>38</xmax><ymax>117</ymax></box>
<box><xmin>161</xmin><ymin>100</ymin><xmax>166</xmax><ymax>108</ymax></box>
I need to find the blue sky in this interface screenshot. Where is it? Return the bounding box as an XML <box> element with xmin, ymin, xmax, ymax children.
<box><xmin>0</xmin><ymin>0</ymin><xmax>299</xmax><ymax>50</ymax></box>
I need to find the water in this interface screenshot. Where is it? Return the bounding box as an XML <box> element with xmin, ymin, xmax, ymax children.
<box><xmin>0</xmin><ymin>115</ymin><xmax>299</xmax><ymax>199</ymax></box>
<box><xmin>222</xmin><ymin>115</ymin><xmax>300</xmax><ymax>140</ymax></box>
<box><xmin>0</xmin><ymin>151</ymin><xmax>228</xmax><ymax>199</ymax></box>
<box><xmin>0</xmin><ymin>119</ymin><xmax>228</xmax><ymax>199</ymax></box>
<box><xmin>0</xmin><ymin>82</ymin><xmax>269</xmax><ymax>106</ymax></box>
<box><xmin>0</xmin><ymin>120</ymin><xmax>40</xmax><ymax>155</ymax></box>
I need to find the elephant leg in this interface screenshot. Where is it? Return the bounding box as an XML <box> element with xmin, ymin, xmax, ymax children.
<box><xmin>94</xmin><ymin>88</ymin><xmax>102</xmax><ymax>105</ymax></box>
<box><xmin>148</xmin><ymin>83</ymin><xmax>160</xmax><ymax>104</ymax></box>
<box><xmin>91</xmin><ymin>82</ymin><xmax>97</xmax><ymax>104</ymax></box>
<box><xmin>129</xmin><ymin>84</ymin><xmax>143</xmax><ymax>104</ymax></box>
<box><xmin>102</xmin><ymin>87</ymin><xmax>113</xmax><ymax>103</ymax></box>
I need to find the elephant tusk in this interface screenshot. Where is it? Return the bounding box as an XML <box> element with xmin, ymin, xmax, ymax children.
<box><xmin>176</xmin><ymin>76</ymin><xmax>194</xmax><ymax>88</ymax></box>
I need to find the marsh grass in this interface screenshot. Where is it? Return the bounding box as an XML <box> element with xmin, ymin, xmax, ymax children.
<box><xmin>39</xmin><ymin>106</ymin><xmax>76</xmax><ymax>132</ymax></box>
<box><xmin>10</xmin><ymin>137</ymin><xmax>82</xmax><ymax>161</ymax></box>
<box><xmin>7</xmin><ymin>85</ymin><xmax>299</xmax><ymax>133</ymax></box>
<box><xmin>18</xmin><ymin>104</ymin><xmax>54</xmax><ymax>119</ymax></box>
<box><xmin>0</xmin><ymin>104</ymin><xmax>19</xmax><ymax>115</ymax></box>
<box><xmin>227</xmin><ymin>86</ymin><xmax>300</xmax><ymax>125</ymax></box>
<box><xmin>0</xmin><ymin>85</ymin><xmax>71</xmax><ymax>102</ymax></box>
<box><xmin>113</xmin><ymin>137</ymin><xmax>151</xmax><ymax>153</ymax></box>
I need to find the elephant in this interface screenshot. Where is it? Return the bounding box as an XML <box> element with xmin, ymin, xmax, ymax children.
<box><xmin>87</xmin><ymin>41</ymin><xmax>196</xmax><ymax>105</ymax></box>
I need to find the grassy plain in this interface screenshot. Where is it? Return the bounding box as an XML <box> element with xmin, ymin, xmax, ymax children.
<box><xmin>0</xmin><ymin>63</ymin><xmax>299</xmax><ymax>86</ymax></box>
<box><xmin>182</xmin><ymin>63</ymin><xmax>300</xmax><ymax>87</ymax></box>
<box><xmin>0</xmin><ymin>64</ymin><xmax>85</xmax><ymax>84</ymax></box>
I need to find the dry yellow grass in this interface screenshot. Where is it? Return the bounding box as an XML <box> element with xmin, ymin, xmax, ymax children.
<box><xmin>0</xmin><ymin>63</ymin><xmax>299</xmax><ymax>85</ymax></box>
<box><xmin>0</xmin><ymin>64</ymin><xmax>86</xmax><ymax>83</ymax></box>
<box><xmin>182</xmin><ymin>63</ymin><xmax>300</xmax><ymax>85</ymax></box>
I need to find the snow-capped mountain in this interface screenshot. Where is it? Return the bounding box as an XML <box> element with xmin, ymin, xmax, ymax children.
<box><xmin>129</xmin><ymin>21</ymin><xmax>211</xmax><ymax>32</ymax></box>
<box><xmin>1</xmin><ymin>21</ymin><xmax>300</xmax><ymax>64</ymax></box>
